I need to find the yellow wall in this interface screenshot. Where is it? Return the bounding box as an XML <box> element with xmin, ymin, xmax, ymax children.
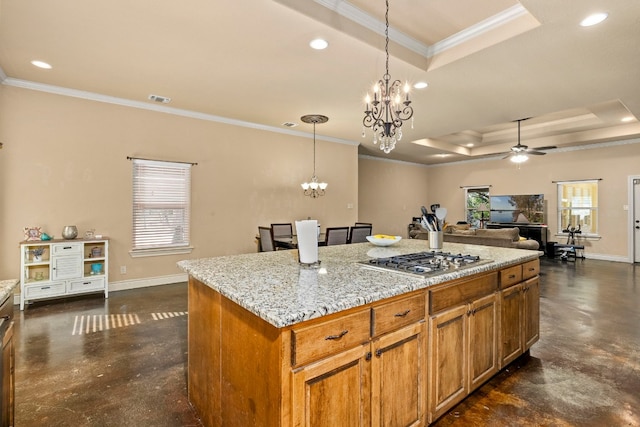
<box><xmin>0</xmin><ymin>86</ymin><xmax>358</xmax><ymax>282</ymax></box>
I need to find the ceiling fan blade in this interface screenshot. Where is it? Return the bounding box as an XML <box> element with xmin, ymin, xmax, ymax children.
<box><xmin>531</xmin><ymin>145</ymin><xmax>557</xmax><ymax>151</ymax></box>
<box><xmin>527</xmin><ymin>150</ymin><xmax>546</xmax><ymax>155</ymax></box>
<box><xmin>502</xmin><ymin>152</ymin><xmax>514</xmax><ymax>159</ymax></box>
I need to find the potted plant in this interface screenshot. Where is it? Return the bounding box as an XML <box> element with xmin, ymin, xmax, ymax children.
<box><xmin>30</xmin><ymin>247</ymin><xmax>46</xmax><ymax>262</ymax></box>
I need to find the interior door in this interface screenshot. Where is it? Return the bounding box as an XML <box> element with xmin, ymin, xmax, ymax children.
<box><xmin>634</xmin><ymin>178</ymin><xmax>640</xmax><ymax>263</ymax></box>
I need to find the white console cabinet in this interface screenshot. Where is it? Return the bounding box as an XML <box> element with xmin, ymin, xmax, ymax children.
<box><xmin>20</xmin><ymin>238</ymin><xmax>109</xmax><ymax>310</ymax></box>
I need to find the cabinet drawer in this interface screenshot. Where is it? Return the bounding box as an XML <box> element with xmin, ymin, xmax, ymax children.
<box><xmin>522</xmin><ymin>259</ymin><xmax>540</xmax><ymax>280</ymax></box>
<box><xmin>24</xmin><ymin>282</ymin><xmax>66</xmax><ymax>298</ymax></box>
<box><xmin>51</xmin><ymin>243</ymin><xmax>82</xmax><ymax>256</ymax></box>
<box><xmin>500</xmin><ymin>265</ymin><xmax>523</xmax><ymax>289</ymax></box>
<box><xmin>429</xmin><ymin>272</ymin><xmax>498</xmax><ymax>315</ymax></box>
<box><xmin>68</xmin><ymin>277</ymin><xmax>105</xmax><ymax>294</ymax></box>
<box><xmin>292</xmin><ymin>309</ymin><xmax>370</xmax><ymax>366</ymax></box>
<box><xmin>372</xmin><ymin>293</ymin><xmax>425</xmax><ymax>337</ymax></box>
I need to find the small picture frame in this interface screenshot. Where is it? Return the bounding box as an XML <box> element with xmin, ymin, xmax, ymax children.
<box><xmin>24</xmin><ymin>227</ymin><xmax>42</xmax><ymax>241</ymax></box>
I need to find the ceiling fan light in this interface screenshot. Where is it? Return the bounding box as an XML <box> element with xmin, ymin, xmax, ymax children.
<box><xmin>318</xmin><ymin>182</ymin><xmax>328</xmax><ymax>190</ymax></box>
<box><xmin>511</xmin><ymin>154</ymin><xmax>529</xmax><ymax>163</ymax></box>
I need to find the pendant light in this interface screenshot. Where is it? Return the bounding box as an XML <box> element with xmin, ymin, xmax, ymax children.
<box><xmin>300</xmin><ymin>114</ymin><xmax>328</xmax><ymax>198</ymax></box>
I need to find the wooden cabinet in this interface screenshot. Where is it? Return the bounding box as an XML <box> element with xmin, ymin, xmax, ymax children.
<box><xmin>0</xmin><ymin>293</ymin><xmax>14</xmax><ymax>427</ymax></box>
<box><xmin>186</xmin><ymin>256</ymin><xmax>540</xmax><ymax>427</ymax></box>
<box><xmin>292</xmin><ymin>294</ymin><xmax>427</xmax><ymax>427</ymax></box>
<box><xmin>427</xmin><ymin>275</ymin><xmax>498</xmax><ymax>422</ymax></box>
<box><xmin>292</xmin><ymin>344</ymin><xmax>371</xmax><ymax>427</ymax></box>
<box><xmin>499</xmin><ymin>260</ymin><xmax>540</xmax><ymax>367</ymax></box>
<box><xmin>1</xmin><ymin>323</ymin><xmax>14</xmax><ymax>427</ymax></box>
<box><xmin>371</xmin><ymin>322</ymin><xmax>426</xmax><ymax>427</ymax></box>
<box><xmin>20</xmin><ymin>239</ymin><xmax>109</xmax><ymax>310</ymax></box>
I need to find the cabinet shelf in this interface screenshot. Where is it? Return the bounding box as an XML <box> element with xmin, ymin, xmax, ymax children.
<box><xmin>20</xmin><ymin>239</ymin><xmax>109</xmax><ymax>310</ymax></box>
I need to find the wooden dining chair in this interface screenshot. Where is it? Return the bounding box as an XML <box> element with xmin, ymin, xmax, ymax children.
<box><xmin>271</xmin><ymin>223</ymin><xmax>293</xmax><ymax>238</ymax></box>
<box><xmin>349</xmin><ymin>225</ymin><xmax>372</xmax><ymax>244</ymax></box>
<box><xmin>258</xmin><ymin>226</ymin><xmax>276</xmax><ymax>252</ymax></box>
<box><xmin>323</xmin><ymin>227</ymin><xmax>350</xmax><ymax>246</ymax></box>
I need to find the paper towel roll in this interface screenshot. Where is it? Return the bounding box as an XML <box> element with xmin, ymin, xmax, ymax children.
<box><xmin>295</xmin><ymin>220</ymin><xmax>319</xmax><ymax>265</ymax></box>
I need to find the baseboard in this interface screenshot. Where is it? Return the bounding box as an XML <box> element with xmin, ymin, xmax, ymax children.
<box><xmin>13</xmin><ymin>273</ymin><xmax>189</xmax><ymax>306</ymax></box>
<box><xmin>109</xmin><ymin>273</ymin><xmax>188</xmax><ymax>292</ymax></box>
<box><xmin>584</xmin><ymin>253</ymin><xmax>631</xmax><ymax>263</ymax></box>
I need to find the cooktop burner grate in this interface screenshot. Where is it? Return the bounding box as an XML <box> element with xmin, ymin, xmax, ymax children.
<box><xmin>360</xmin><ymin>251</ymin><xmax>493</xmax><ymax>277</ymax></box>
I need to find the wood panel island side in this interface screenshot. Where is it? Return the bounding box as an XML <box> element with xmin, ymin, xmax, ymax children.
<box><xmin>178</xmin><ymin>240</ymin><xmax>541</xmax><ymax>427</ymax></box>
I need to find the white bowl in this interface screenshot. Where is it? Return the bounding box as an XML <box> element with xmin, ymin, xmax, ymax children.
<box><xmin>366</xmin><ymin>235</ymin><xmax>402</xmax><ymax>247</ymax></box>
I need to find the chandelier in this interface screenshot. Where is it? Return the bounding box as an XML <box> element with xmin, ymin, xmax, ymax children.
<box><xmin>300</xmin><ymin>114</ymin><xmax>328</xmax><ymax>198</ymax></box>
<box><xmin>362</xmin><ymin>0</ymin><xmax>414</xmax><ymax>154</ymax></box>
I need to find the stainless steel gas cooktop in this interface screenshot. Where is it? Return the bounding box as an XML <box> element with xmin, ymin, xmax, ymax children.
<box><xmin>360</xmin><ymin>251</ymin><xmax>493</xmax><ymax>277</ymax></box>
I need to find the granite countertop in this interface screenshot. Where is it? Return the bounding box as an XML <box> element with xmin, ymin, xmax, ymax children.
<box><xmin>178</xmin><ymin>240</ymin><xmax>541</xmax><ymax>328</ymax></box>
<box><xmin>0</xmin><ymin>279</ymin><xmax>19</xmax><ymax>304</ymax></box>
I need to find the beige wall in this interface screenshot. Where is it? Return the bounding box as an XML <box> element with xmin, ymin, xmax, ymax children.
<box><xmin>361</xmin><ymin>141</ymin><xmax>640</xmax><ymax>260</ymax></box>
<box><xmin>358</xmin><ymin>157</ymin><xmax>430</xmax><ymax>238</ymax></box>
<box><xmin>427</xmin><ymin>143</ymin><xmax>640</xmax><ymax>259</ymax></box>
<box><xmin>0</xmin><ymin>86</ymin><xmax>358</xmax><ymax>282</ymax></box>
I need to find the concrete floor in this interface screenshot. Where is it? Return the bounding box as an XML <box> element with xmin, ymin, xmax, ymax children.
<box><xmin>13</xmin><ymin>257</ymin><xmax>640</xmax><ymax>426</ymax></box>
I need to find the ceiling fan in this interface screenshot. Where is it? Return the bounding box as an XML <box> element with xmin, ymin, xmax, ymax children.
<box><xmin>503</xmin><ymin>118</ymin><xmax>557</xmax><ymax>163</ymax></box>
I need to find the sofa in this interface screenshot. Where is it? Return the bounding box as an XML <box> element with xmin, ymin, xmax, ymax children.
<box><xmin>408</xmin><ymin>222</ymin><xmax>540</xmax><ymax>250</ymax></box>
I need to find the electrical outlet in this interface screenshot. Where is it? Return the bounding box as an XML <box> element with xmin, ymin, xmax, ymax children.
<box><xmin>120</xmin><ymin>266</ymin><xmax>127</xmax><ymax>274</ymax></box>
<box><xmin>347</xmin><ymin>203</ymin><xmax>354</xmax><ymax>209</ymax></box>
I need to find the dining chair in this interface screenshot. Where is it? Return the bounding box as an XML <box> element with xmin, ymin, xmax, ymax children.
<box><xmin>271</xmin><ymin>223</ymin><xmax>293</xmax><ymax>238</ymax></box>
<box><xmin>258</xmin><ymin>226</ymin><xmax>276</xmax><ymax>252</ymax></box>
<box><xmin>349</xmin><ymin>225</ymin><xmax>372</xmax><ymax>244</ymax></box>
<box><xmin>323</xmin><ymin>227</ymin><xmax>350</xmax><ymax>246</ymax></box>
<box><xmin>355</xmin><ymin>222</ymin><xmax>372</xmax><ymax>227</ymax></box>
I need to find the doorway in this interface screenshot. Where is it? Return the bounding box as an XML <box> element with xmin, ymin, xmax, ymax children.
<box><xmin>630</xmin><ymin>176</ymin><xmax>640</xmax><ymax>263</ymax></box>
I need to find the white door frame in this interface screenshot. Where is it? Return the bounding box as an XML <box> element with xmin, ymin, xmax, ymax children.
<box><xmin>628</xmin><ymin>175</ymin><xmax>640</xmax><ymax>263</ymax></box>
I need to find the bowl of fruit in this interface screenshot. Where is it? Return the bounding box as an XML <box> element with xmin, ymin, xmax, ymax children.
<box><xmin>366</xmin><ymin>234</ymin><xmax>402</xmax><ymax>247</ymax></box>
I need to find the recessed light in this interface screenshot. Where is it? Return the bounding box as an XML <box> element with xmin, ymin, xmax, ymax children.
<box><xmin>31</xmin><ymin>60</ymin><xmax>52</xmax><ymax>69</ymax></box>
<box><xmin>466</xmin><ymin>143</ymin><xmax>474</xmax><ymax>147</ymax></box>
<box><xmin>413</xmin><ymin>82</ymin><xmax>428</xmax><ymax>89</ymax></box>
<box><xmin>580</xmin><ymin>12</ymin><xmax>608</xmax><ymax>27</ymax></box>
<box><xmin>309</xmin><ymin>39</ymin><xmax>328</xmax><ymax>50</ymax></box>
<box><xmin>621</xmin><ymin>116</ymin><xmax>634</xmax><ymax>122</ymax></box>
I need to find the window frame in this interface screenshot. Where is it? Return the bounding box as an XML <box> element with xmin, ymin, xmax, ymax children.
<box><xmin>130</xmin><ymin>158</ymin><xmax>194</xmax><ymax>258</ymax></box>
<box><xmin>464</xmin><ymin>186</ymin><xmax>491</xmax><ymax>229</ymax></box>
<box><xmin>556</xmin><ymin>179</ymin><xmax>599</xmax><ymax>238</ymax></box>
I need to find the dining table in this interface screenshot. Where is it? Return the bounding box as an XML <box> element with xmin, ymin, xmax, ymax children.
<box><xmin>273</xmin><ymin>234</ymin><xmax>325</xmax><ymax>250</ymax></box>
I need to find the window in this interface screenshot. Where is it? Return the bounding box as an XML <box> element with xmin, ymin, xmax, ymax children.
<box><xmin>131</xmin><ymin>159</ymin><xmax>192</xmax><ymax>256</ymax></box>
<box><xmin>465</xmin><ymin>187</ymin><xmax>490</xmax><ymax>228</ymax></box>
<box><xmin>557</xmin><ymin>180</ymin><xmax>598</xmax><ymax>236</ymax></box>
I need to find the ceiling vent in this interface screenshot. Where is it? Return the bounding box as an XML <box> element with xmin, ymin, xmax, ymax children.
<box><xmin>282</xmin><ymin>122</ymin><xmax>298</xmax><ymax>128</ymax></box>
<box><xmin>148</xmin><ymin>94</ymin><xmax>171</xmax><ymax>104</ymax></box>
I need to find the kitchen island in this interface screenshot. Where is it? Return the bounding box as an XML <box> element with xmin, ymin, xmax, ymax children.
<box><xmin>178</xmin><ymin>240</ymin><xmax>541</xmax><ymax>426</ymax></box>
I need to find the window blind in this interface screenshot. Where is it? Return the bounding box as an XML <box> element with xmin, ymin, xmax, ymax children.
<box><xmin>132</xmin><ymin>159</ymin><xmax>191</xmax><ymax>252</ymax></box>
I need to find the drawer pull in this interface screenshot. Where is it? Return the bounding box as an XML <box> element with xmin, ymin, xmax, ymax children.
<box><xmin>508</xmin><ymin>274</ymin><xmax>516</xmax><ymax>279</ymax></box>
<box><xmin>325</xmin><ymin>330</ymin><xmax>348</xmax><ymax>341</ymax></box>
<box><xmin>41</xmin><ymin>286</ymin><xmax>51</xmax><ymax>290</ymax></box>
<box><xmin>63</xmin><ymin>246</ymin><xmax>73</xmax><ymax>249</ymax></box>
<box><xmin>394</xmin><ymin>309</ymin><xmax>411</xmax><ymax>318</ymax></box>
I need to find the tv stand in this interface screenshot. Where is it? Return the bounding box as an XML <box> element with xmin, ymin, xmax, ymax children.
<box><xmin>486</xmin><ymin>223</ymin><xmax>548</xmax><ymax>253</ymax></box>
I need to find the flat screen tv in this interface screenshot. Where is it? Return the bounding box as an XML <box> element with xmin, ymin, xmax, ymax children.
<box><xmin>489</xmin><ymin>194</ymin><xmax>545</xmax><ymax>224</ymax></box>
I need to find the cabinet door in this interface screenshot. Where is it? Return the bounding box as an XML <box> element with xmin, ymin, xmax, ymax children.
<box><xmin>523</xmin><ymin>277</ymin><xmax>540</xmax><ymax>349</ymax></box>
<box><xmin>500</xmin><ymin>283</ymin><xmax>523</xmax><ymax>368</ymax></box>
<box><xmin>52</xmin><ymin>255</ymin><xmax>82</xmax><ymax>281</ymax></box>
<box><xmin>371</xmin><ymin>321</ymin><xmax>425</xmax><ymax>427</ymax></box>
<box><xmin>292</xmin><ymin>344</ymin><xmax>370</xmax><ymax>427</ymax></box>
<box><xmin>428</xmin><ymin>305</ymin><xmax>467</xmax><ymax>423</ymax></box>
<box><xmin>468</xmin><ymin>293</ymin><xmax>498</xmax><ymax>392</ymax></box>
<box><xmin>1</xmin><ymin>322</ymin><xmax>14</xmax><ymax>427</ymax></box>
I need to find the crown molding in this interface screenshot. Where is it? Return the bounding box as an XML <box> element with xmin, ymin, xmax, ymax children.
<box><xmin>2</xmin><ymin>77</ymin><xmax>358</xmax><ymax>147</ymax></box>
